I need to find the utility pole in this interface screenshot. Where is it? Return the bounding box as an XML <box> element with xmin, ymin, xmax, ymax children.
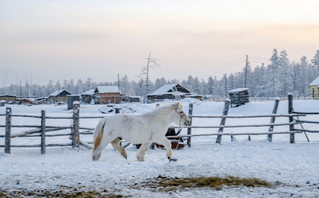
<box><xmin>244</xmin><ymin>54</ymin><xmax>248</xmax><ymax>88</ymax></box>
<box><xmin>224</xmin><ymin>74</ymin><xmax>228</xmax><ymax>97</ymax></box>
<box><xmin>117</xmin><ymin>74</ymin><xmax>120</xmax><ymax>91</ymax></box>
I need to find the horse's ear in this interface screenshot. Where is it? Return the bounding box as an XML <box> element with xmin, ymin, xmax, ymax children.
<box><xmin>173</xmin><ymin>102</ymin><xmax>179</xmax><ymax>109</ymax></box>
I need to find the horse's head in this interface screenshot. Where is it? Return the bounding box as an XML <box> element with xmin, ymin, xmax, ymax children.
<box><xmin>171</xmin><ymin>102</ymin><xmax>191</xmax><ymax>126</ymax></box>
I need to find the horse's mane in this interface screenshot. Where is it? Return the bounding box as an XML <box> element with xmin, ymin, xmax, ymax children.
<box><xmin>144</xmin><ymin>103</ymin><xmax>175</xmax><ymax>120</ymax></box>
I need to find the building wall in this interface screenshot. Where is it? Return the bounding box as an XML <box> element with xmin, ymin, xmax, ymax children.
<box><xmin>310</xmin><ymin>85</ymin><xmax>319</xmax><ymax>98</ymax></box>
<box><xmin>48</xmin><ymin>96</ymin><xmax>68</xmax><ymax>103</ymax></box>
<box><xmin>81</xmin><ymin>95</ymin><xmax>92</xmax><ymax>104</ymax></box>
<box><xmin>0</xmin><ymin>96</ymin><xmax>17</xmax><ymax>103</ymax></box>
<box><xmin>96</xmin><ymin>93</ymin><xmax>120</xmax><ymax>104</ymax></box>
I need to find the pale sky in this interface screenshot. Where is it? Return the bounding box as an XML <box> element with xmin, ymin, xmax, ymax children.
<box><xmin>1</xmin><ymin>0</ymin><xmax>319</xmax><ymax>86</ymax></box>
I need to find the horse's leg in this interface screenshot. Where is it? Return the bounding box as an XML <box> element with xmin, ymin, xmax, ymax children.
<box><xmin>111</xmin><ymin>137</ymin><xmax>127</xmax><ymax>159</ymax></box>
<box><xmin>136</xmin><ymin>143</ymin><xmax>151</xmax><ymax>161</ymax></box>
<box><xmin>92</xmin><ymin>137</ymin><xmax>112</xmax><ymax>161</ymax></box>
<box><xmin>155</xmin><ymin>137</ymin><xmax>173</xmax><ymax>160</ymax></box>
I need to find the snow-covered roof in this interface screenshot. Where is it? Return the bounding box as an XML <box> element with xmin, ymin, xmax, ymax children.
<box><xmin>49</xmin><ymin>90</ymin><xmax>70</xmax><ymax>97</ymax></box>
<box><xmin>81</xmin><ymin>89</ymin><xmax>95</xmax><ymax>96</ymax></box>
<box><xmin>148</xmin><ymin>84</ymin><xmax>189</xmax><ymax>96</ymax></box>
<box><xmin>309</xmin><ymin>76</ymin><xmax>319</xmax><ymax>86</ymax></box>
<box><xmin>229</xmin><ymin>88</ymin><xmax>249</xmax><ymax>93</ymax></box>
<box><xmin>95</xmin><ymin>86</ymin><xmax>119</xmax><ymax>93</ymax></box>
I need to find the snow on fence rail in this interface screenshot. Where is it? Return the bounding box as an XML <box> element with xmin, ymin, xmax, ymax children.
<box><xmin>0</xmin><ymin>94</ymin><xmax>319</xmax><ymax>154</ymax></box>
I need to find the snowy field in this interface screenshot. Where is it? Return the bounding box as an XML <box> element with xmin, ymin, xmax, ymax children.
<box><xmin>1</xmin><ymin>99</ymin><xmax>319</xmax><ymax>197</ymax></box>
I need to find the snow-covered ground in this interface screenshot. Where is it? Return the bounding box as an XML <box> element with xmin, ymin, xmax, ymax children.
<box><xmin>1</xmin><ymin>99</ymin><xmax>319</xmax><ymax>197</ymax></box>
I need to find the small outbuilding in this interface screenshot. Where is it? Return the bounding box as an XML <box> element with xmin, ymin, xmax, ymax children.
<box><xmin>81</xmin><ymin>89</ymin><xmax>95</xmax><ymax>104</ymax></box>
<box><xmin>48</xmin><ymin>90</ymin><xmax>71</xmax><ymax>104</ymax></box>
<box><xmin>310</xmin><ymin>76</ymin><xmax>319</xmax><ymax>98</ymax></box>
<box><xmin>121</xmin><ymin>95</ymin><xmax>142</xmax><ymax>103</ymax></box>
<box><xmin>0</xmin><ymin>95</ymin><xmax>17</xmax><ymax>104</ymax></box>
<box><xmin>94</xmin><ymin>86</ymin><xmax>120</xmax><ymax>104</ymax></box>
<box><xmin>229</xmin><ymin>88</ymin><xmax>249</xmax><ymax>107</ymax></box>
<box><xmin>147</xmin><ymin>84</ymin><xmax>190</xmax><ymax>103</ymax></box>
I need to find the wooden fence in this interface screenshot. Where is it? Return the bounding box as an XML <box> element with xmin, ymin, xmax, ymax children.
<box><xmin>174</xmin><ymin>96</ymin><xmax>319</xmax><ymax>147</ymax></box>
<box><xmin>0</xmin><ymin>103</ymin><xmax>104</xmax><ymax>154</ymax></box>
<box><xmin>1</xmin><ymin>94</ymin><xmax>319</xmax><ymax>154</ymax></box>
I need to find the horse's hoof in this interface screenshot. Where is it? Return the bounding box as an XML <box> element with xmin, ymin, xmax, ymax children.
<box><xmin>168</xmin><ymin>157</ymin><xmax>178</xmax><ymax>162</ymax></box>
<box><xmin>92</xmin><ymin>157</ymin><xmax>99</xmax><ymax>161</ymax></box>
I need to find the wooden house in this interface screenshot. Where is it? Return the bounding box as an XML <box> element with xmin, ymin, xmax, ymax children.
<box><xmin>310</xmin><ymin>76</ymin><xmax>319</xmax><ymax>98</ymax></box>
<box><xmin>0</xmin><ymin>95</ymin><xmax>17</xmax><ymax>103</ymax></box>
<box><xmin>48</xmin><ymin>90</ymin><xmax>71</xmax><ymax>103</ymax></box>
<box><xmin>147</xmin><ymin>84</ymin><xmax>190</xmax><ymax>103</ymax></box>
<box><xmin>229</xmin><ymin>88</ymin><xmax>249</xmax><ymax>107</ymax></box>
<box><xmin>94</xmin><ymin>86</ymin><xmax>120</xmax><ymax>104</ymax></box>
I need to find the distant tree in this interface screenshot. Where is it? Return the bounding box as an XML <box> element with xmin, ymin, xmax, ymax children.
<box><xmin>207</xmin><ymin>76</ymin><xmax>215</xmax><ymax>95</ymax></box>
<box><xmin>311</xmin><ymin>50</ymin><xmax>319</xmax><ymax>71</ymax></box>
<box><xmin>268</xmin><ymin>49</ymin><xmax>280</xmax><ymax>97</ymax></box>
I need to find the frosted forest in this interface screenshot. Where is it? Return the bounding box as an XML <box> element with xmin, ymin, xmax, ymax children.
<box><xmin>1</xmin><ymin>49</ymin><xmax>319</xmax><ymax>98</ymax></box>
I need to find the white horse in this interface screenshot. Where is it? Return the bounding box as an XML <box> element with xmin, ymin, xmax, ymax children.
<box><xmin>92</xmin><ymin>102</ymin><xmax>190</xmax><ymax>162</ymax></box>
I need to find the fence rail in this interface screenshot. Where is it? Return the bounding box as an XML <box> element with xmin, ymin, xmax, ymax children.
<box><xmin>1</xmin><ymin>94</ymin><xmax>319</xmax><ymax>154</ymax></box>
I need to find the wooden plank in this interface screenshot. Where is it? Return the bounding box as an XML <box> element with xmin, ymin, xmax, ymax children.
<box><xmin>79</xmin><ymin>116</ymin><xmax>104</xmax><ymax>119</ymax></box>
<box><xmin>268</xmin><ymin>99</ymin><xmax>279</xmax><ymax>142</ymax></box>
<box><xmin>5</xmin><ymin>107</ymin><xmax>12</xmax><ymax>154</ymax></box>
<box><xmin>288</xmin><ymin>94</ymin><xmax>295</xmax><ymax>143</ymax></box>
<box><xmin>45</xmin><ymin>116</ymin><xmax>73</xmax><ymax>119</ymax></box>
<box><xmin>79</xmin><ymin>141</ymin><xmax>93</xmax><ymax>149</ymax></box>
<box><xmin>189</xmin><ymin>114</ymin><xmax>305</xmax><ymax>118</ymax></box>
<box><xmin>46</xmin><ymin>143</ymin><xmax>72</xmax><ymax>147</ymax></box>
<box><xmin>72</xmin><ymin>103</ymin><xmax>80</xmax><ymax>148</ymax></box>
<box><xmin>216</xmin><ymin>100</ymin><xmax>230</xmax><ymax>144</ymax></box>
<box><xmin>11</xmin><ymin>129</ymin><xmax>41</xmax><ymax>138</ymax></box>
<box><xmin>296</xmin><ymin>120</ymin><xmax>319</xmax><ymax>124</ymax></box>
<box><xmin>187</xmin><ymin>103</ymin><xmax>193</xmax><ymax>147</ymax></box>
<box><xmin>45</xmin><ymin>133</ymin><xmax>72</xmax><ymax>137</ymax></box>
<box><xmin>10</xmin><ymin>125</ymin><xmax>71</xmax><ymax>129</ymax></box>
<box><xmin>41</xmin><ymin>110</ymin><xmax>46</xmax><ymax>154</ymax></box>
<box><xmin>166</xmin><ymin>131</ymin><xmax>303</xmax><ymax>138</ymax></box>
<box><xmin>12</xmin><ymin>115</ymin><xmax>41</xmax><ymax>118</ymax></box>
<box><xmin>11</xmin><ymin>145</ymin><xmax>41</xmax><ymax>148</ymax></box>
<box><xmin>178</xmin><ymin>121</ymin><xmax>296</xmax><ymax>129</ymax></box>
<box><xmin>11</xmin><ymin>128</ymin><xmax>70</xmax><ymax>138</ymax></box>
<box><xmin>294</xmin><ymin>129</ymin><xmax>319</xmax><ymax>133</ymax></box>
<box><xmin>292</xmin><ymin>111</ymin><xmax>319</xmax><ymax>115</ymax></box>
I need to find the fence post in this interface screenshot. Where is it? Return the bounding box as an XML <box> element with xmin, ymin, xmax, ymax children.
<box><xmin>72</xmin><ymin>101</ymin><xmax>80</xmax><ymax>148</ymax></box>
<box><xmin>41</xmin><ymin>110</ymin><xmax>46</xmax><ymax>154</ymax></box>
<box><xmin>187</xmin><ymin>103</ymin><xmax>193</xmax><ymax>147</ymax></box>
<box><xmin>268</xmin><ymin>99</ymin><xmax>280</xmax><ymax>142</ymax></box>
<box><xmin>288</xmin><ymin>94</ymin><xmax>295</xmax><ymax>143</ymax></box>
<box><xmin>5</xmin><ymin>107</ymin><xmax>12</xmax><ymax>154</ymax></box>
<box><xmin>216</xmin><ymin>99</ymin><xmax>230</xmax><ymax>144</ymax></box>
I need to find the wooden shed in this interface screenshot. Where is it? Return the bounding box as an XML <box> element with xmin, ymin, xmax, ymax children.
<box><xmin>94</xmin><ymin>86</ymin><xmax>120</xmax><ymax>104</ymax></box>
<box><xmin>48</xmin><ymin>90</ymin><xmax>71</xmax><ymax>104</ymax></box>
<box><xmin>0</xmin><ymin>95</ymin><xmax>17</xmax><ymax>103</ymax></box>
<box><xmin>310</xmin><ymin>76</ymin><xmax>319</xmax><ymax>98</ymax></box>
<box><xmin>229</xmin><ymin>88</ymin><xmax>249</xmax><ymax>107</ymax></box>
<box><xmin>147</xmin><ymin>84</ymin><xmax>190</xmax><ymax>103</ymax></box>
<box><xmin>81</xmin><ymin>89</ymin><xmax>95</xmax><ymax>104</ymax></box>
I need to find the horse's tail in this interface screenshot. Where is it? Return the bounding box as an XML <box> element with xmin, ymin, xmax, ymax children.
<box><xmin>93</xmin><ymin>118</ymin><xmax>106</xmax><ymax>154</ymax></box>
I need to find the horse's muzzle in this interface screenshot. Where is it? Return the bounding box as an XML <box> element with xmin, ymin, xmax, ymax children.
<box><xmin>184</xmin><ymin>119</ymin><xmax>191</xmax><ymax>126</ymax></box>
